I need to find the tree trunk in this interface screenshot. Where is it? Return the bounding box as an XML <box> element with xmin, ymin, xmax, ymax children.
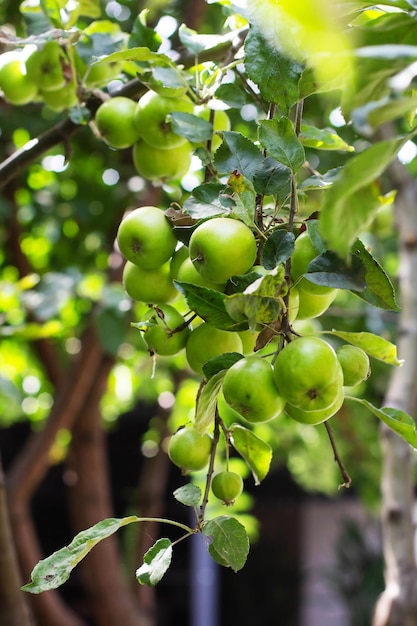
<box><xmin>373</xmin><ymin>153</ymin><xmax>417</xmax><ymax>625</ymax></box>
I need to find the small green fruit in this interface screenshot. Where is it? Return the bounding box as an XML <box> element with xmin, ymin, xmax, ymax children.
<box><xmin>122</xmin><ymin>261</ymin><xmax>178</xmax><ymax>304</ymax></box>
<box><xmin>168</xmin><ymin>427</ymin><xmax>212</xmax><ymax>471</ymax></box>
<box><xmin>185</xmin><ymin>323</ymin><xmax>243</xmax><ymax>377</ymax></box>
<box><xmin>211</xmin><ymin>471</ymin><xmax>243</xmax><ymax>505</ymax></box>
<box><xmin>95</xmin><ymin>97</ymin><xmax>140</xmax><ymax>149</ymax></box>
<box><xmin>141</xmin><ymin>304</ymin><xmax>190</xmax><ymax>356</ymax></box>
<box><xmin>336</xmin><ymin>345</ymin><xmax>371</xmax><ymax>387</ymax></box>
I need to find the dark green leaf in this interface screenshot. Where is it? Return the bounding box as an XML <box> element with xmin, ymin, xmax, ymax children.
<box><xmin>183</xmin><ymin>183</ymin><xmax>235</xmax><ymax>220</ymax></box>
<box><xmin>173</xmin><ymin>485</ymin><xmax>202</xmax><ymax>507</ymax></box>
<box><xmin>174</xmin><ymin>282</ymin><xmax>247</xmax><ymax>331</ymax></box>
<box><xmin>129</xmin><ymin>10</ymin><xmax>162</xmax><ymax>51</ymax></box>
<box><xmin>245</xmin><ymin>28</ymin><xmax>303</xmax><ymax>112</ymax></box>
<box><xmin>203</xmin><ymin>516</ymin><xmax>249</xmax><ymax>572</ymax></box>
<box><xmin>214</xmin><ymin>132</ymin><xmax>264</xmax><ymax>181</ymax></box>
<box><xmin>195</xmin><ymin>371</ymin><xmax>225</xmax><ymax>432</ymax></box>
<box><xmin>178</xmin><ymin>24</ymin><xmax>226</xmax><ymax>55</ymax></box>
<box><xmin>347</xmin><ymin>398</ymin><xmax>417</xmax><ymax>449</ymax></box>
<box><xmin>215</xmin><ymin>83</ymin><xmax>250</xmax><ymax>108</ymax></box>
<box><xmin>258</xmin><ymin>118</ymin><xmax>305</xmax><ymax>172</ymax></box>
<box><xmin>299</xmin><ymin>167</ymin><xmax>342</xmax><ymax>191</ymax></box>
<box><xmin>262</xmin><ymin>231</ymin><xmax>295</xmax><ymax>270</ymax></box>
<box><xmin>69</xmin><ymin>106</ymin><xmax>91</xmax><ymax>125</ymax></box>
<box><xmin>252</xmin><ymin>157</ymin><xmax>291</xmax><ymax>198</ymax></box>
<box><xmin>226</xmin><ymin>271</ymin><xmax>265</xmax><ymax>295</ymax></box>
<box><xmin>351</xmin><ymin>240</ymin><xmax>401</xmax><ymax>311</ymax></box>
<box><xmin>306</xmin><ymin>220</ymin><xmax>327</xmax><ymax>254</ymax></box>
<box><xmin>202</xmin><ymin>352</ymin><xmax>243</xmax><ymax>380</ymax></box>
<box><xmin>171</xmin><ymin>112</ymin><xmax>213</xmax><ymax>143</ymax></box>
<box><xmin>230</xmin><ymin>424</ymin><xmax>272</xmax><ymax>484</ymax></box>
<box><xmin>306</xmin><ymin>251</ymin><xmax>367</xmax><ymax>291</ymax></box>
<box><xmin>94</xmin><ymin>308</ymin><xmax>128</xmax><ymax>356</ymax></box>
<box><xmin>136</xmin><ymin>539</ymin><xmax>173</xmax><ymax>586</ymax></box>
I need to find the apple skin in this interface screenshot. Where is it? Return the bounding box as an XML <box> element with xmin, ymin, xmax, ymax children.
<box><xmin>134</xmin><ymin>90</ymin><xmax>194</xmax><ymax>149</ymax></box>
<box><xmin>0</xmin><ymin>52</ymin><xmax>38</xmax><ymax>105</ymax></box>
<box><xmin>25</xmin><ymin>42</ymin><xmax>67</xmax><ymax>92</ymax></box>
<box><xmin>117</xmin><ymin>206</ymin><xmax>177</xmax><ymax>269</ymax></box>
<box><xmin>296</xmin><ymin>283</ymin><xmax>337</xmax><ymax>320</ymax></box>
<box><xmin>176</xmin><ymin>257</ymin><xmax>226</xmax><ymax>291</ymax></box>
<box><xmin>291</xmin><ymin>230</ymin><xmax>335</xmax><ymax>296</ymax></box>
<box><xmin>285</xmin><ymin>386</ymin><xmax>344</xmax><ymax>425</ymax></box>
<box><xmin>42</xmin><ymin>82</ymin><xmax>78</xmax><ymax>111</ymax></box>
<box><xmin>122</xmin><ymin>260</ymin><xmax>178</xmax><ymax>304</ymax></box>
<box><xmin>189</xmin><ymin>218</ymin><xmax>257</xmax><ymax>284</ymax></box>
<box><xmin>132</xmin><ymin>140</ymin><xmax>192</xmax><ymax>181</ymax></box>
<box><xmin>185</xmin><ymin>323</ymin><xmax>243</xmax><ymax>377</ymax></box>
<box><xmin>222</xmin><ymin>356</ymin><xmax>286</xmax><ymax>423</ymax></box>
<box><xmin>273</xmin><ymin>336</ymin><xmax>344</xmax><ymax>411</ymax></box>
<box><xmin>170</xmin><ymin>246</ymin><xmax>190</xmax><ymax>279</ymax></box>
<box><xmin>211</xmin><ymin>471</ymin><xmax>243</xmax><ymax>505</ymax></box>
<box><xmin>141</xmin><ymin>304</ymin><xmax>190</xmax><ymax>356</ymax></box>
<box><xmin>168</xmin><ymin>427</ymin><xmax>212</xmax><ymax>472</ymax></box>
<box><xmin>95</xmin><ymin>97</ymin><xmax>141</xmax><ymax>149</ymax></box>
<box><xmin>336</xmin><ymin>344</ymin><xmax>371</xmax><ymax>387</ymax></box>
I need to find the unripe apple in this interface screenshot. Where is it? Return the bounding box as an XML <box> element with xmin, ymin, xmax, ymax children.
<box><xmin>211</xmin><ymin>471</ymin><xmax>243</xmax><ymax>505</ymax></box>
<box><xmin>95</xmin><ymin>97</ymin><xmax>141</xmax><ymax>149</ymax></box>
<box><xmin>134</xmin><ymin>90</ymin><xmax>194</xmax><ymax>149</ymax></box>
<box><xmin>25</xmin><ymin>41</ymin><xmax>68</xmax><ymax>92</ymax></box>
<box><xmin>0</xmin><ymin>52</ymin><xmax>38</xmax><ymax>105</ymax></box>
<box><xmin>122</xmin><ymin>260</ymin><xmax>178</xmax><ymax>304</ymax></box>
<box><xmin>168</xmin><ymin>427</ymin><xmax>212</xmax><ymax>471</ymax></box>
<box><xmin>336</xmin><ymin>344</ymin><xmax>371</xmax><ymax>387</ymax></box>
<box><xmin>141</xmin><ymin>304</ymin><xmax>190</xmax><ymax>356</ymax></box>
<box><xmin>132</xmin><ymin>140</ymin><xmax>192</xmax><ymax>181</ymax></box>
<box><xmin>185</xmin><ymin>323</ymin><xmax>243</xmax><ymax>377</ymax></box>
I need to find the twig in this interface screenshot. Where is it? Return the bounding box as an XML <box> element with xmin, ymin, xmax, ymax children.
<box><xmin>324</xmin><ymin>421</ymin><xmax>351</xmax><ymax>489</ymax></box>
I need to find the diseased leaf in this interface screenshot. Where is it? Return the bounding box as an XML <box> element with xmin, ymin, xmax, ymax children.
<box><xmin>351</xmin><ymin>240</ymin><xmax>401</xmax><ymax>311</ymax></box>
<box><xmin>203</xmin><ymin>516</ymin><xmax>249</xmax><ymax>572</ymax></box>
<box><xmin>347</xmin><ymin>398</ymin><xmax>417</xmax><ymax>449</ymax></box>
<box><xmin>136</xmin><ymin>539</ymin><xmax>173</xmax><ymax>586</ymax></box>
<box><xmin>230</xmin><ymin>424</ymin><xmax>272</xmax><ymax>484</ymax></box>
<box><xmin>226</xmin><ymin>172</ymin><xmax>256</xmax><ymax>226</ymax></box>
<box><xmin>258</xmin><ymin>118</ymin><xmax>305</xmax><ymax>172</ymax></box>
<box><xmin>173</xmin><ymin>485</ymin><xmax>202</xmax><ymax>507</ymax></box>
<box><xmin>194</xmin><ymin>371</ymin><xmax>225</xmax><ymax>432</ymax></box>
<box><xmin>225</xmin><ymin>293</ymin><xmax>281</xmax><ymax>332</ymax></box>
<box><xmin>322</xmin><ymin>331</ymin><xmax>403</xmax><ymax>365</ymax></box>
<box><xmin>22</xmin><ymin>517</ymin><xmax>139</xmax><ymax>593</ymax></box>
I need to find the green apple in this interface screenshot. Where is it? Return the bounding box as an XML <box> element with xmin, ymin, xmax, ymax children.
<box><xmin>189</xmin><ymin>218</ymin><xmax>257</xmax><ymax>284</ymax></box>
<box><xmin>170</xmin><ymin>246</ymin><xmax>190</xmax><ymax>279</ymax></box>
<box><xmin>132</xmin><ymin>140</ymin><xmax>192</xmax><ymax>181</ymax></box>
<box><xmin>95</xmin><ymin>97</ymin><xmax>141</xmax><ymax>149</ymax></box>
<box><xmin>42</xmin><ymin>82</ymin><xmax>78</xmax><ymax>111</ymax></box>
<box><xmin>273</xmin><ymin>336</ymin><xmax>343</xmax><ymax>411</ymax></box>
<box><xmin>122</xmin><ymin>260</ymin><xmax>178</xmax><ymax>304</ymax></box>
<box><xmin>285</xmin><ymin>386</ymin><xmax>344</xmax><ymax>425</ymax></box>
<box><xmin>177</xmin><ymin>257</ymin><xmax>226</xmax><ymax>291</ymax></box>
<box><xmin>238</xmin><ymin>329</ymin><xmax>258</xmax><ymax>354</ymax></box>
<box><xmin>134</xmin><ymin>90</ymin><xmax>194</xmax><ymax>149</ymax></box>
<box><xmin>336</xmin><ymin>344</ymin><xmax>371</xmax><ymax>387</ymax></box>
<box><xmin>194</xmin><ymin>105</ymin><xmax>231</xmax><ymax>150</ymax></box>
<box><xmin>0</xmin><ymin>52</ymin><xmax>38</xmax><ymax>105</ymax></box>
<box><xmin>140</xmin><ymin>304</ymin><xmax>190</xmax><ymax>356</ymax></box>
<box><xmin>25</xmin><ymin>41</ymin><xmax>68</xmax><ymax>92</ymax></box>
<box><xmin>211</xmin><ymin>471</ymin><xmax>243</xmax><ymax>505</ymax></box>
<box><xmin>222</xmin><ymin>356</ymin><xmax>286</xmax><ymax>423</ymax></box>
<box><xmin>117</xmin><ymin>206</ymin><xmax>177</xmax><ymax>269</ymax></box>
<box><xmin>185</xmin><ymin>323</ymin><xmax>243</xmax><ymax>377</ymax></box>
<box><xmin>296</xmin><ymin>283</ymin><xmax>337</xmax><ymax>320</ymax></box>
<box><xmin>291</xmin><ymin>230</ymin><xmax>335</xmax><ymax>296</ymax></box>
<box><xmin>168</xmin><ymin>427</ymin><xmax>212</xmax><ymax>471</ymax></box>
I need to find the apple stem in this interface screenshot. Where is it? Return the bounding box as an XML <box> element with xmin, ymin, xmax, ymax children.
<box><xmin>324</xmin><ymin>421</ymin><xmax>352</xmax><ymax>489</ymax></box>
<box><xmin>198</xmin><ymin>412</ymin><xmax>221</xmax><ymax>524</ymax></box>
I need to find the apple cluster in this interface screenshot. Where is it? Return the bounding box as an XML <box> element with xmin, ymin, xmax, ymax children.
<box><xmin>94</xmin><ymin>90</ymin><xmax>230</xmax><ymax>182</ymax></box>
<box><xmin>116</xmin><ymin>206</ymin><xmax>371</xmax><ymax>504</ymax></box>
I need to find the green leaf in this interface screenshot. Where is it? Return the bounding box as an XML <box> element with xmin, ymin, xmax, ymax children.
<box><xmin>91</xmin><ymin>47</ymin><xmax>171</xmax><ymax>67</ymax></box>
<box><xmin>68</xmin><ymin>106</ymin><xmax>91</xmax><ymax>125</ymax></box>
<box><xmin>351</xmin><ymin>95</ymin><xmax>417</xmax><ymax>136</ymax></box>
<box><xmin>262</xmin><ymin>231</ymin><xmax>295</xmax><ymax>270</ymax></box>
<box><xmin>299</xmin><ymin>167</ymin><xmax>342</xmax><ymax>191</ymax></box>
<box><xmin>226</xmin><ymin>271</ymin><xmax>264</xmax><ymax>295</ymax></box>
<box><xmin>252</xmin><ymin>158</ymin><xmax>291</xmax><ymax>198</ymax></box>
<box><xmin>178</xmin><ymin>24</ymin><xmax>226</xmax><ymax>55</ymax></box>
<box><xmin>194</xmin><ymin>371</ymin><xmax>225</xmax><ymax>433</ymax></box>
<box><xmin>258</xmin><ymin>118</ymin><xmax>305</xmax><ymax>172</ymax></box>
<box><xmin>347</xmin><ymin>398</ymin><xmax>417</xmax><ymax>449</ymax></box>
<box><xmin>136</xmin><ymin>538</ymin><xmax>173</xmax><ymax>586</ymax></box>
<box><xmin>174</xmin><ymin>282</ymin><xmax>247</xmax><ymax>331</ymax></box>
<box><xmin>215</xmin><ymin>83</ymin><xmax>250</xmax><ymax>108</ymax></box>
<box><xmin>225</xmin><ymin>294</ymin><xmax>281</xmax><ymax>332</ymax></box>
<box><xmin>299</xmin><ymin>124</ymin><xmax>354</xmax><ymax>152</ymax></box>
<box><xmin>202</xmin><ymin>352</ymin><xmax>243</xmax><ymax>380</ymax></box>
<box><xmin>183</xmin><ymin>183</ymin><xmax>235</xmax><ymax>220</ymax></box>
<box><xmin>322</xmin><ymin>331</ymin><xmax>403</xmax><ymax>365</ymax></box>
<box><xmin>244</xmin><ymin>28</ymin><xmax>303</xmax><ymax>112</ymax></box>
<box><xmin>306</xmin><ymin>251</ymin><xmax>366</xmax><ymax>291</ymax></box>
<box><xmin>173</xmin><ymin>485</ymin><xmax>202</xmax><ymax>507</ymax></box>
<box><xmin>203</xmin><ymin>516</ymin><xmax>249</xmax><ymax>572</ymax></box>
<box><xmin>351</xmin><ymin>240</ymin><xmax>401</xmax><ymax>311</ymax></box>
<box><xmin>40</xmin><ymin>0</ymin><xmax>62</xmax><ymax>27</ymax></box>
<box><xmin>226</xmin><ymin>172</ymin><xmax>256</xmax><ymax>226</ymax></box>
<box><xmin>79</xmin><ymin>0</ymin><xmax>101</xmax><ymax>18</ymax></box>
<box><xmin>171</xmin><ymin>112</ymin><xmax>213</xmax><ymax>143</ymax></box>
<box><xmin>214</xmin><ymin>132</ymin><xmax>264</xmax><ymax>181</ymax></box>
<box><xmin>320</xmin><ymin>136</ymin><xmax>406</xmax><ymax>258</ymax></box>
<box><xmin>230</xmin><ymin>424</ymin><xmax>272</xmax><ymax>485</ymax></box>
<box><xmin>129</xmin><ymin>10</ymin><xmax>162</xmax><ymax>51</ymax></box>
<box><xmin>22</xmin><ymin>517</ymin><xmax>139</xmax><ymax>593</ymax></box>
